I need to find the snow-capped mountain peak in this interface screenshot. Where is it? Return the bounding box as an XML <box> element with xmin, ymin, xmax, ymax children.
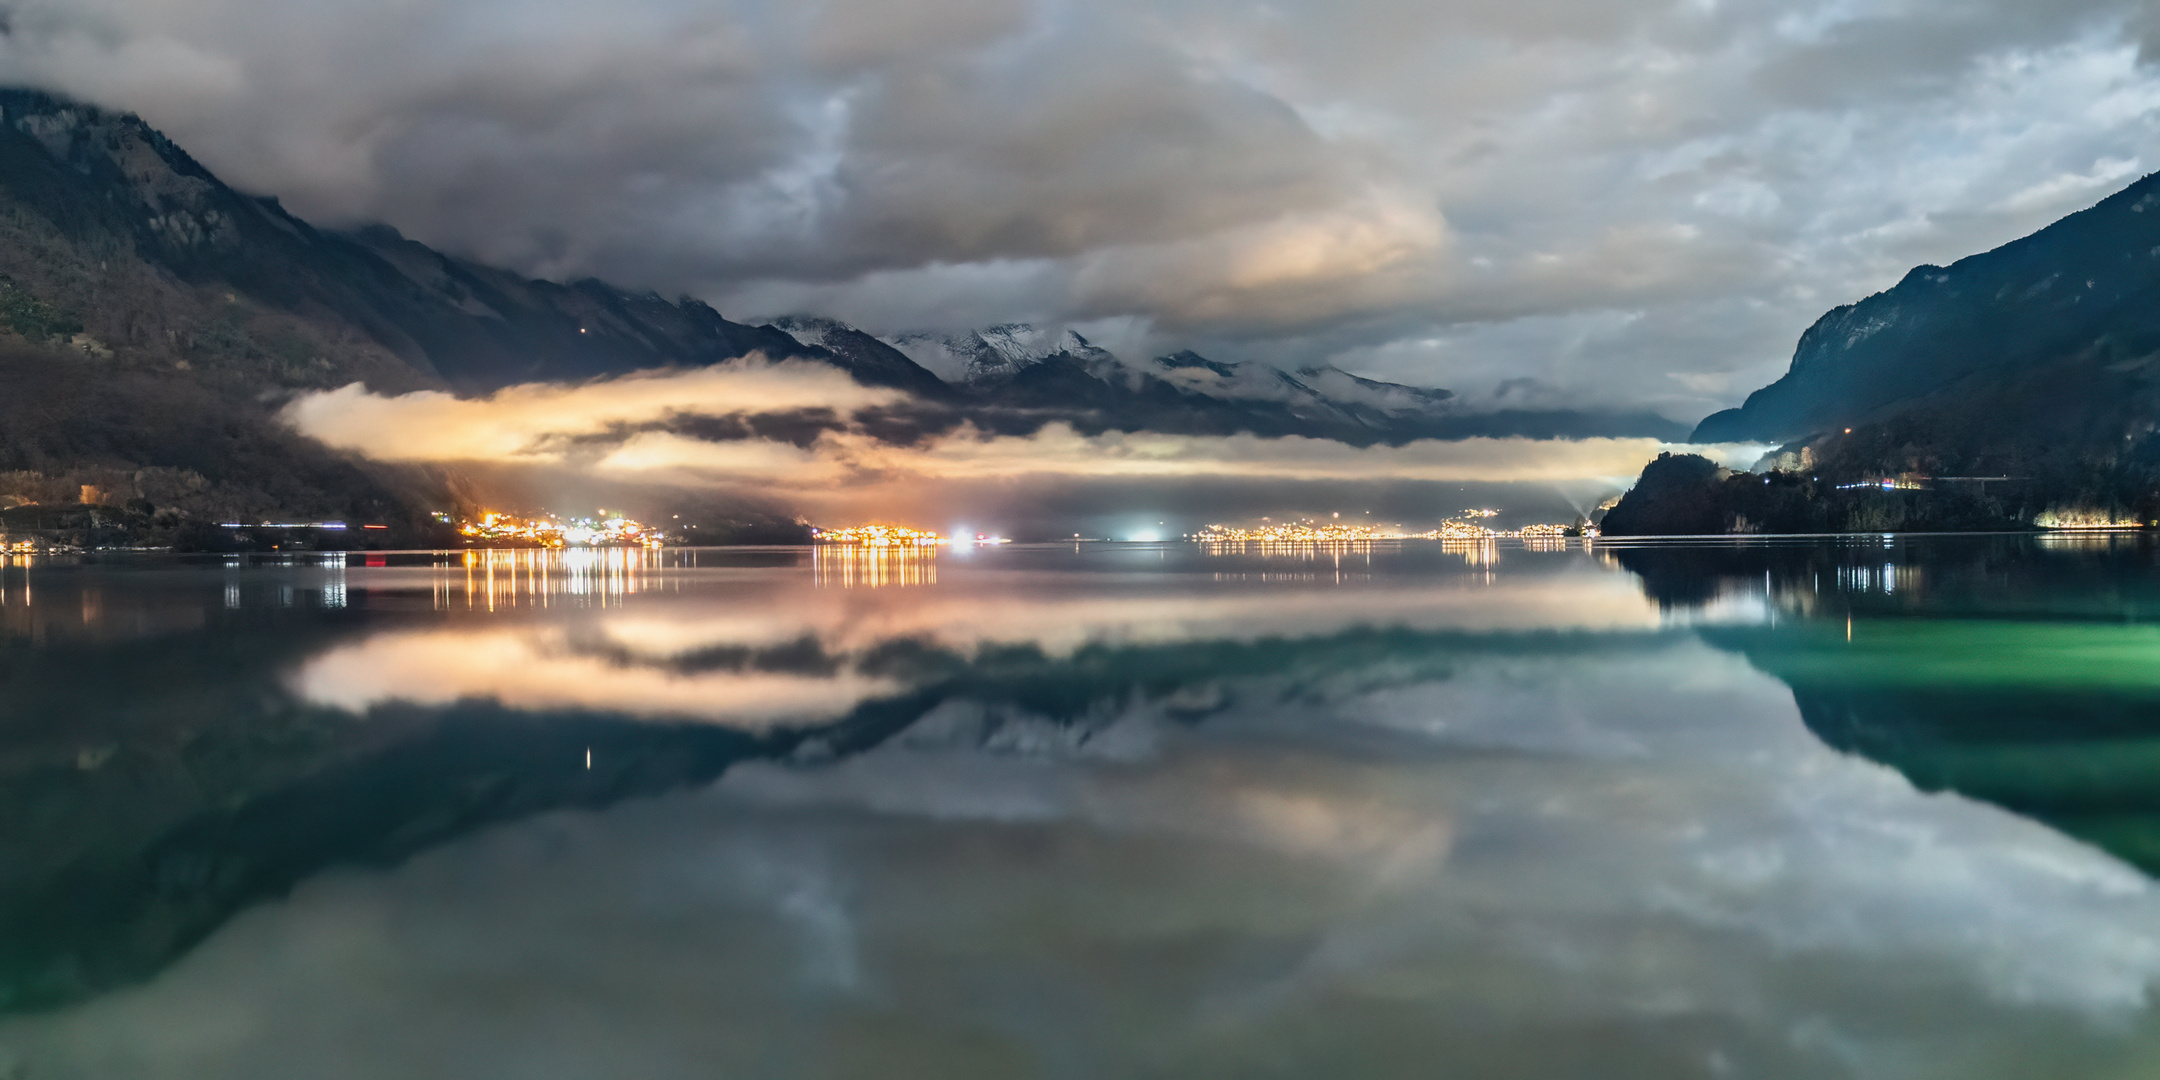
<box><xmin>886</xmin><ymin>323</ymin><xmax>1116</xmax><ymax>383</ymax></box>
<box><xmin>757</xmin><ymin>315</ymin><xmax>1677</xmax><ymax>442</ymax></box>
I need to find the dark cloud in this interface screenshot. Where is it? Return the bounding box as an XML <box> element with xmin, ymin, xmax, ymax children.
<box><xmin>0</xmin><ymin>0</ymin><xmax>2155</xmax><ymax>421</ymax></box>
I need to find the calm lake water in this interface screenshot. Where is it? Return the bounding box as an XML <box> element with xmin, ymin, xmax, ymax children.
<box><xmin>6</xmin><ymin>536</ymin><xmax>2160</xmax><ymax>1078</ymax></box>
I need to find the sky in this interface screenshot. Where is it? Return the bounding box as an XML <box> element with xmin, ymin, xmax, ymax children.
<box><xmin>2</xmin><ymin>0</ymin><xmax>2157</xmax><ymax>422</ymax></box>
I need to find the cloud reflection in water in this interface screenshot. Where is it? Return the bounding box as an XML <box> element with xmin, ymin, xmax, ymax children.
<box><xmin>10</xmin><ymin>541</ymin><xmax>2160</xmax><ymax>1079</ymax></box>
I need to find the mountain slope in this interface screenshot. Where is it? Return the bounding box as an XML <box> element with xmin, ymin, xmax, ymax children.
<box><xmin>1695</xmin><ymin>171</ymin><xmax>2160</xmax><ymax>447</ymax></box>
<box><xmin>0</xmin><ymin>86</ymin><xmax>1696</xmax><ymax>545</ymax></box>
<box><xmin>0</xmin><ymin>85</ymin><xmax>1691</xmax><ymax>449</ymax></box>
<box><xmin>767</xmin><ymin>315</ymin><xmax>955</xmax><ymax>398</ymax></box>
<box><xmin>0</xmin><ymin>88</ymin><xmax>907</xmax><ymax>542</ymax></box>
<box><xmin>872</xmin><ymin>323</ymin><xmax>1691</xmax><ymax>444</ymax></box>
<box><xmin>0</xmin><ymin>88</ymin><xmax>849</xmax><ymax>393</ymax></box>
<box><xmin>1601</xmin><ymin>173</ymin><xmax>2160</xmax><ymax>535</ymax></box>
<box><xmin>884</xmin><ymin>324</ymin><xmax>1111</xmax><ymax>383</ymax></box>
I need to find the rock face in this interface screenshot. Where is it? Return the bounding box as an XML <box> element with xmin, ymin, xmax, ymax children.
<box><xmin>1695</xmin><ymin>171</ymin><xmax>2160</xmax><ymax>446</ymax></box>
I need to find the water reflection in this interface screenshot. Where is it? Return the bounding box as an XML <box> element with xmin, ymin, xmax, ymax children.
<box><xmin>7</xmin><ymin>539</ymin><xmax>2160</xmax><ymax>1077</ymax></box>
<box><xmin>1600</xmin><ymin>534</ymin><xmax>2160</xmax><ymax>878</ymax></box>
<box><xmin>812</xmin><ymin>544</ymin><xmax>938</xmax><ymax>588</ymax></box>
<box><xmin>456</xmin><ymin>547</ymin><xmax>669</xmax><ymax>609</ymax></box>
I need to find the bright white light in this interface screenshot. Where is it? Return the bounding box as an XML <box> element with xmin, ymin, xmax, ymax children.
<box><xmin>1130</xmin><ymin>531</ymin><xmax>1161</xmax><ymax>542</ymax></box>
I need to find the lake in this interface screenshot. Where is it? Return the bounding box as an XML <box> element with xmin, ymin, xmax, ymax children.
<box><xmin>5</xmin><ymin>536</ymin><xmax>2160</xmax><ymax>1078</ymax></box>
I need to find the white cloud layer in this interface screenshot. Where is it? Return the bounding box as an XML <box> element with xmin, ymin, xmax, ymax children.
<box><xmin>4</xmin><ymin>0</ymin><xmax>2154</xmax><ymax>417</ymax></box>
<box><xmin>282</xmin><ymin>367</ymin><xmax>1771</xmax><ymax>517</ymax></box>
<box><xmin>291</xmin><ymin>624</ymin><xmax>902</xmax><ymax>729</ymax></box>
<box><xmin>283</xmin><ymin>358</ymin><xmax>899</xmax><ymax>463</ymax></box>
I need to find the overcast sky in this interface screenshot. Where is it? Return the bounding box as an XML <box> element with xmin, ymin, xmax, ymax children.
<box><xmin>2</xmin><ymin>0</ymin><xmax>2157</xmax><ymax>419</ymax></box>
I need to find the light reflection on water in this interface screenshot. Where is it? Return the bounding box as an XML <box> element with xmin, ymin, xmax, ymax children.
<box><xmin>811</xmin><ymin>544</ymin><xmax>938</xmax><ymax>589</ymax></box>
<box><xmin>7</xmin><ymin>538</ymin><xmax>2160</xmax><ymax>1077</ymax></box>
<box><xmin>454</xmin><ymin>547</ymin><xmax>671</xmax><ymax>610</ymax></box>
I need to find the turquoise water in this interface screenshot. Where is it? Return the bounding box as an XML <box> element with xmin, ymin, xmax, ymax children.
<box><xmin>5</xmin><ymin>537</ymin><xmax>2160</xmax><ymax>1078</ymax></box>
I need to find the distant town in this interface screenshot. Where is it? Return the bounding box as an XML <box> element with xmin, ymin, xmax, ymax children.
<box><xmin>1191</xmin><ymin>510</ymin><xmax>1579</xmax><ymax>544</ymax></box>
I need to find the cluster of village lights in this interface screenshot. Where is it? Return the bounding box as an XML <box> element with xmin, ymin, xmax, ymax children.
<box><xmin>1190</xmin><ymin>510</ymin><xmax>1575</xmax><ymax>543</ymax></box>
<box><xmin>457</xmin><ymin>510</ymin><xmax>666</xmax><ymax>548</ymax></box>
<box><xmin>809</xmin><ymin>525</ymin><xmax>1010</xmax><ymax>546</ymax></box>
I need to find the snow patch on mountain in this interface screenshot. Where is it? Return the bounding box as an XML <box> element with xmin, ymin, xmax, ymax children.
<box><xmin>1151</xmin><ymin>351</ymin><xmax>1319</xmax><ymax>404</ymax></box>
<box><xmin>1147</xmin><ymin>353</ymin><xmax>1453</xmax><ymax>421</ymax></box>
<box><xmin>884</xmin><ymin>329</ymin><xmax>992</xmax><ymax>382</ymax></box>
<box><xmin>1295</xmin><ymin>365</ymin><xmax>1455</xmax><ymax>414</ymax></box>
<box><xmin>887</xmin><ymin>323</ymin><xmax>1120</xmax><ymax>383</ymax></box>
<box><xmin>867</xmin><ymin>318</ymin><xmax>1459</xmax><ymax>426</ymax></box>
<box><xmin>768</xmin><ymin>314</ymin><xmax>845</xmax><ymax>349</ymax></box>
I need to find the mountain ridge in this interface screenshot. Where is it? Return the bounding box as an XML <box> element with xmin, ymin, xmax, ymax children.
<box><xmin>0</xmin><ymin>85</ymin><xmax>1699</xmax><ymax>546</ymax></box>
<box><xmin>1694</xmin><ymin>169</ymin><xmax>2160</xmax><ymax>447</ymax></box>
<box><xmin>0</xmin><ymin>84</ymin><xmax>1696</xmax><ymax>447</ymax></box>
<box><xmin>1604</xmin><ymin>170</ymin><xmax>2160</xmax><ymax>534</ymax></box>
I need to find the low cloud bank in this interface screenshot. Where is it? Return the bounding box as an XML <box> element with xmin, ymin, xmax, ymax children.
<box><xmin>285</xmin><ymin>363</ymin><xmax>1768</xmax><ymax>526</ymax></box>
<box><xmin>285</xmin><ymin>359</ymin><xmax>902</xmax><ymax>463</ymax></box>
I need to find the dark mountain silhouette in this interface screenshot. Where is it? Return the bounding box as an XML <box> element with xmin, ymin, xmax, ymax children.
<box><xmin>0</xmin><ymin>87</ymin><xmax>942</xmax><ymax>394</ymax></box>
<box><xmin>1604</xmin><ymin>172</ymin><xmax>2160</xmax><ymax>534</ymax></box>
<box><xmin>1696</xmin><ymin>171</ymin><xmax>2160</xmax><ymax>451</ymax></box>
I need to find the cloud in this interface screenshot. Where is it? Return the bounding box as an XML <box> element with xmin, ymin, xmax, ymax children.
<box><xmin>282</xmin><ymin>366</ymin><xmax>1770</xmax><ymax>525</ymax></box>
<box><xmin>282</xmin><ymin>357</ymin><xmax>901</xmax><ymax>463</ymax></box>
<box><xmin>288</xmin><ymin>555</ymin><xmax>1680</xmax><ymax>729</ymax></box>
<box><xmin>588</xmin><ymin>425</ymin><xmax>1742</xmax><ymax>487</ymax></box>
<box><xmin>292</xmin><ymin>622</ymin><xmax>901</xmax><ymax>728</ymax></box>
<box><xmin>0</xmin><ymin>0</ymin><xmax>2152</xmax><ymax>422</ymax></box>
<box><xmin>582</xmin><ymin>564</ymin><xmax>1677</xmax><ymax>660</ymax></box>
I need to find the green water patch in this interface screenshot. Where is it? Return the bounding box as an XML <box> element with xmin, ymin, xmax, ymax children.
<box><xmin>1721</xmin><ymin>617</ymin><xmax>2160</xmax><ymax>693</ymax></box>
<box><xmin>1717</xmin><ymin>618</ymin><xmax>2160</xmax><ymax>875</ymax></box>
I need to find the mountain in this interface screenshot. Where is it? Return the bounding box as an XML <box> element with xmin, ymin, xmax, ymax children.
<box><xmin>1604</xmin><ymin>172</ymin><xmax>2160</xmax><ymax>535</ymax></box>
<box><xmin>1152</xmin><ymin>350</ymin><xmax>1456</xmax><ymax>426</ymax></box>
<box><xmin>765</xmin><ymin>315</ymin><xmax>954</xmax><ymax>398</ymax></box>
<box><xmin>0</xmin><ymin>85</ymin><xmax>1691</xmax><ymax>547</ymax></box>
<box><xmin>0</xmin><ymin>87</ymin><xmax>902</xmax><ymax>543</ymax></box>
<box><xmin>0</xmin><ymin>89</ymin><xmax>845</xmax><ymax>394</ymax></box>
<box><xmin>870</xmin><ymin>322</ymin><xmax>1690</xmax><ymax>444</ymax></box>
<box><xmin>883</xmin><ymin>323</ymin><xmax>1103</xmax><ymax>383</ymax></box>
<box><xmin>1695</xmin><ymin>171</ymin><xmax>2160</xmax><ymax>450</ymax></box>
